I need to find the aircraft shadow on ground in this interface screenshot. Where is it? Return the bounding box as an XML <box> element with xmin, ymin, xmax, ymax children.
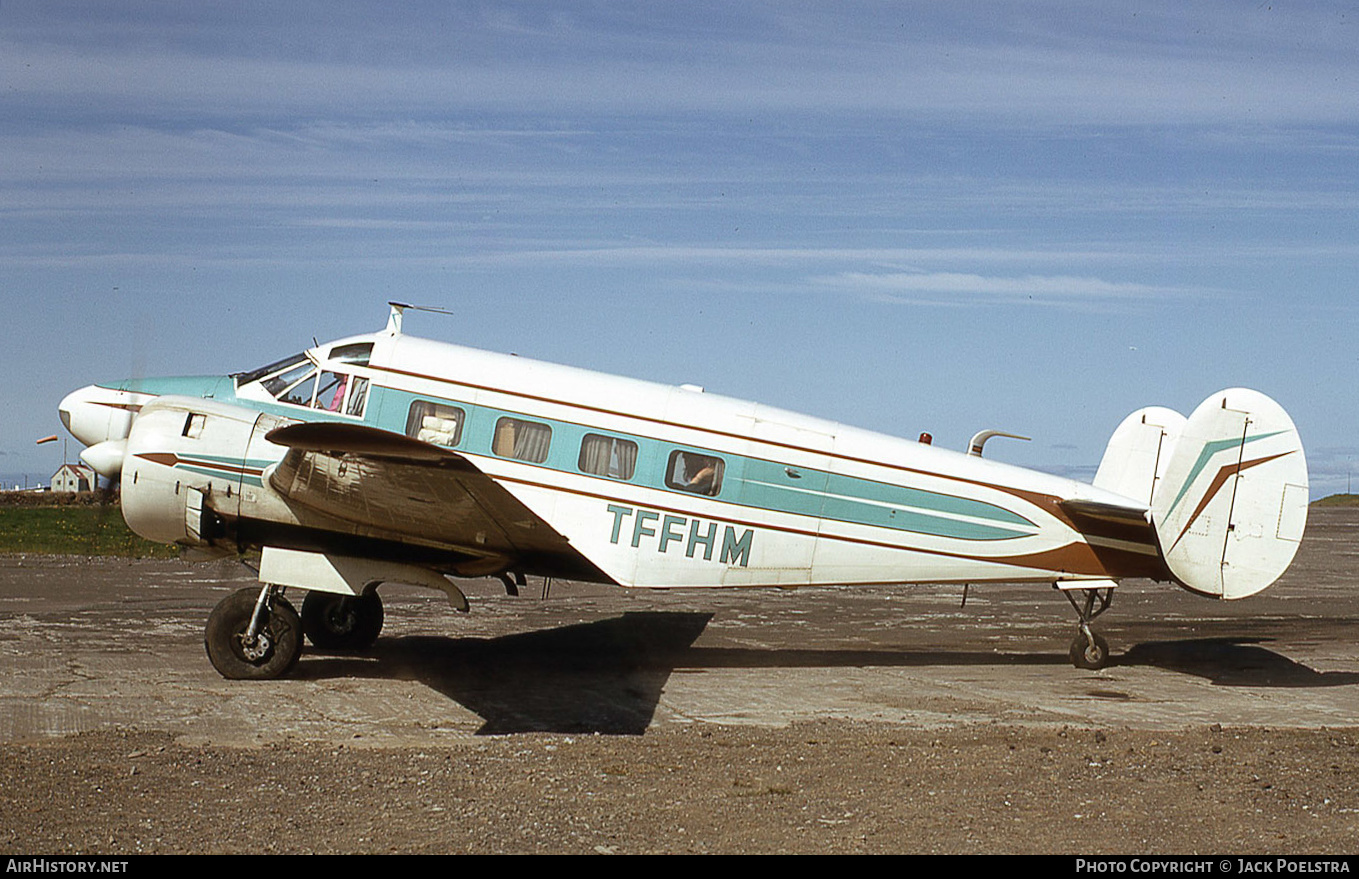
<box><xmin>297</xmin><ymin>612</ymin><xmax>714</xmax><ymax>736</ymax></box>
<box><xmin>293</xmin><ymin>614</ymin><xmax>1358</xmax><ymax>735</ymax></box>
<box><xmin>1115</xmin><ymin>637</ymin><xmax>1359</xmax><ymax>687</ymax></box>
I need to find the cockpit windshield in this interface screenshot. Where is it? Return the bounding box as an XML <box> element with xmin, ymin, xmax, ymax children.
<box><xmin>263</xmin><ymin>361</ymin><xmax>317</xmax><ymax>402</ymax></box>
<box><xmin>234</xmin><ymin>343</ymin><xmax>373</xmax><ymax>418</ymax></box>
<box><xmin>234</xmin><ymin>342</ymin><xmax>372</xmax><ymax>388</ymax></box>
<box><xmin>233</xmin><ymin>353</ymin><xmax>308</xmax><ymax>387</ymax></box>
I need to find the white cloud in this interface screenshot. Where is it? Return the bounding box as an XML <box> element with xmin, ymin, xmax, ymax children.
<box><xmin>810</xmin><ymin>270</ymin><xmax>1207</xmax><ymax>309</ymax></box>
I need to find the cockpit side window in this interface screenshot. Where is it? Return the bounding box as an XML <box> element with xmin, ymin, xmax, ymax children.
<box><xmin>315</xmin><ymin>371</ymin><xmax>347</xmax><ymax>412</ymax></box>
<box><xmin>345</xmin><ymin>377</ymin><xmax>369</xmax><ymax>417</ymax></box>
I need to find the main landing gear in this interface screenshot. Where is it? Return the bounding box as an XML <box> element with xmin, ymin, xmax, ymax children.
<box><xmin>300</xmin><ymin>590</ymin><xmax>384</xmax><ymax>650</ymax></box>
<box><xmin>1061</xmin><ymin>583</ymin><xmax>1114</xmax><ymax>671</ymax></box>
<box><xmin>204</xmin><ymin>585</ymin><xmax>386</xmax><ymax>679</ymax></box>
<box><xmin>205</xmin><ymin>584</ymin><xmax>303</xmax><ymax>680</ymax></box>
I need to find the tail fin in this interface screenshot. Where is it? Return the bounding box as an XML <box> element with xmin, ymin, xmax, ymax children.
<box><xmin>1093</xmin><ymin>406</ymin><xmax>1186</xmax><ymax>505</ymax></box>
<box><xmin>1149</xmin><ymin>388</ymin><xmax>1308</xmax><ymax>600</ymax></box>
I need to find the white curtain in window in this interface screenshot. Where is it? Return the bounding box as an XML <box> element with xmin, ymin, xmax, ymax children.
<box><xmin>580</xmin><ymin>435</ymin><xmax>612</xmax><ymax>475</ymax></box>
<box><xmin>580</xmin><ymin>435</ymin><xmax>637</xmax><ymax>478</ymax></box>
<box><xmin>511</xmin><ymin>420</ymin><xmax>551</xmax><ymax>463</ymax></box>
<box><xmin>613</xmin><ymin>439</ymin><xmax>637</xmax><ymax>479</ymax></box>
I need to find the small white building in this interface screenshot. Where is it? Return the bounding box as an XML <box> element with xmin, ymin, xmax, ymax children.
<box><xmin>51</xmin><ymin>463</ymin><xmax>96</xmax><ymax>493</ymax></box>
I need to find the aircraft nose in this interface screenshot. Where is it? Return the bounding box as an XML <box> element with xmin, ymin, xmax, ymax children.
<box><xmin>59</xmin><ymin>385</ymin><xmax>138</xmax><ymax>448</ymax></box>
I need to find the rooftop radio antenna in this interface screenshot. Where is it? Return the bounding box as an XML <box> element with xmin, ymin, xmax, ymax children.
<box><xmin>386</xmin><ymin>302</ymin><xmax>453</xmax><ymax>335</ymax></box>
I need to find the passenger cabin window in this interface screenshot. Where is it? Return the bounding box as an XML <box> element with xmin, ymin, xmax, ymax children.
<box><xmin>493</xmin><ymin>417</ymin><xmax>551</xmax><ymax>463</ymax></box>
<box><xmin>407</xmin><ymin>401</ymin><xmax>465</xmax><ymax>447</ymax></box>
<box><xmin>666</xmin><ymin>450</ymin><xmax>724</xmax><ymax>496</ymax></box>
<box><xmin>578</xmin><ymin>434</ymin><xmax>638</xmax><ymax>480</ymax></box>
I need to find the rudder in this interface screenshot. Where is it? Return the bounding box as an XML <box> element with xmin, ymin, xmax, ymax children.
<box><xmin>1150</xmin><ymin>388</ymin><xmax>1308</xmax><ymax>599</ymax></box>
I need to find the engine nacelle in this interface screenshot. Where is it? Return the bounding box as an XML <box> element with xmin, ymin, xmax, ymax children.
<box><xmin>120</xmin><ymin>397</ymin><xmax>263</xmax><ymax>548</ymax></box>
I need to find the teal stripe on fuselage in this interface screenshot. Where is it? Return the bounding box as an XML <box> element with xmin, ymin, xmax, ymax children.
<box><xmin>367</xmin><ymin>386</ymin><xmax>1035</xmax><ymax>542</ymax></box>
<box><xmin>123</xmin><ymin>376</ymin><xmax>1037</xmax><ymax>543</ymax></box>
<box><xmin>737</xmin><ymin>459</ymin><xmax>1032</xmax><ymax>541</ymax></box>
<box><xmin>822</xmin><ymin>473</ymin><xmax>1033</xmax><ymax>540</ymax></box>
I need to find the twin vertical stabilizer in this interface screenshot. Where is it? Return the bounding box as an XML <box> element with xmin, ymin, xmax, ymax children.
<box><xmin>1096</xmin><ymin>389</ymin><xmax>1308</xmax><ymax>600</ymax></box>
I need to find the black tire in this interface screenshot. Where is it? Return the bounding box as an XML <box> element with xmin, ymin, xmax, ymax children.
<box><xmin>204</xmin><ymin>587</ymin><xmax>303</xmax><ymax>680</ymax></box>
<box><xmin>1069</xmin><ymin>632</ymin><xmax>1110</xmax><ymax>670</ymax></box>
<box><xmin>301</xmin><ymin>590</ymin><xmax>384</xmax><ymax>650</ymax></box>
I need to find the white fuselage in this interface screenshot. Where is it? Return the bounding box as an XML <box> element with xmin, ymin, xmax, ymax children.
<box><xmin>63</xmin><ymin>326</ymin><xmax>1164</xmax><ymax>590</ymax></box>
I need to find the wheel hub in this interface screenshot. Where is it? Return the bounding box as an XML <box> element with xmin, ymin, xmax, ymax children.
<box><xmin>237</xmin><ymin>631</ymin><xmax>272</xmax><ymax>662</ymax></box>
<box><xmin>326</xmin><ymin>604</ymin><xmax>358</xmax><ymax>634</ymax></box>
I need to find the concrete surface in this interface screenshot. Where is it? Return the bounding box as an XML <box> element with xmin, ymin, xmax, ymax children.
<box><xmin>1</xmin><ymin>508</ymin><xmax>1355</xmax><ymax>745</ymax></box>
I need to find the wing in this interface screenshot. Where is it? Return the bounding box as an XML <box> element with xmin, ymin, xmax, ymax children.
<box><xmin>264</xmin><ymin>422</ymin><xmax>607</xmax><ymax>581</ymax></box>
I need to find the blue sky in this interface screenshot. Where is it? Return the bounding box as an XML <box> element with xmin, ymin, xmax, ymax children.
<box><xmin>3</xmin><ymin>1</ymin><xmax>1356</xmax><ymax>496</ymax></box>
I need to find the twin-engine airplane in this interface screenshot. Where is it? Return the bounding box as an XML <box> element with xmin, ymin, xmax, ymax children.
<box><xmin>59</xmin><ymin>304</ymin><xmax>1308</xmax><ymax>679</ymax></box>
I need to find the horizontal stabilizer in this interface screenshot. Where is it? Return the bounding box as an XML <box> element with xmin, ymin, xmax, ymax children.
<box><xmin>1150</xmin><ymin>388</ymin><xmax>1308</xmax><ymax>600</ymax></box>
<box><xmin>1059</xmin><ymin>497</ymin><xmax>1151</xmax><ymax>529</ymax></box>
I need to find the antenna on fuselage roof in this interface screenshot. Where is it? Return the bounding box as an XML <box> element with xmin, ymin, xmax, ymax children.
<box><xmin>386</xmin><ymin>301</ymin><xmax>453</xmax><ymax>335</ymax></box>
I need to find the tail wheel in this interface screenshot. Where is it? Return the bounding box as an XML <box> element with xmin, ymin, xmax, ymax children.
<box><xmin>301</xmin><ymin>590</ymin><xmax>384</xmax><ymax>650</ymax></box>
<box><xmin>1069</xmin><ymin>632</ymin><xmax>1110</xmax><ymax>670</ymax></box>
<box><xmin>1061</xmin><ymin>584</ymin><xmax>1115</xmax><ymax>671</ymax></box>
<box><xmin>205</xmin><ymin>587</ymin><xmax>303</xmax><ymax>680</ymax></box>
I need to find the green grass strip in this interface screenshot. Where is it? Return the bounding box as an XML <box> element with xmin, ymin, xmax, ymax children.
<box><xmin>0</xmin><ymin>506</ymin><xmax>179</xmax><ymax>558</ymax></box>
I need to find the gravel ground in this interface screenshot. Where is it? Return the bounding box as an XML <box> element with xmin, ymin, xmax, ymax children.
<box><xmin>3</xmin><ymin>723</ymin><xmax>1358</xmax><ymax>854</ymax></box>
<box><xmin>4</xmin><ymin>508</ymin><xmax>1357</xmax><ymax>855</ymax></box>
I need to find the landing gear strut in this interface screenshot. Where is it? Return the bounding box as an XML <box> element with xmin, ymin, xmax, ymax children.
<box><xmin>205</xmin><ymin>584</ymin><xmax>303</xmax><ymax>680</ymax></box>
<box><xmin>301</xmin><ymin>590</ymin><xmax>384</xmax><ymax>650</ymax></box>
<box><xmin>1062</xmin><ymin>584</ymin><xmax>1114</xmax><ymax>671</ymax></box>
